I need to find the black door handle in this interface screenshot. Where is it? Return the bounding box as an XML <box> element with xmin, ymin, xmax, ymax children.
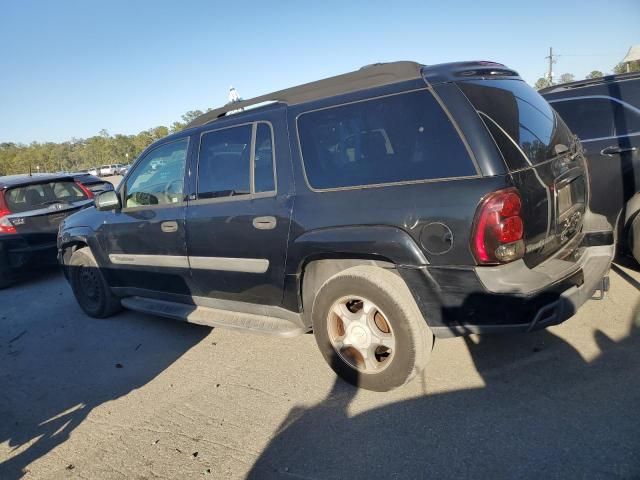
<box><xmin>601</xmin><ymin>145</ymin><xmax>638</xmax><ymax>156</ymax></box>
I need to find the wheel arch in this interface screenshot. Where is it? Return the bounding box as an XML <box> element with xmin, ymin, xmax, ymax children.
<box><xmin>58</xmin><ymin>226</ymin><xmax>99</xmax><ymax>268</ymax></box>
<box><xmin>288</xmin><ymin>225</ymin><xmax>430</xmax><ymax>327</ymax></box>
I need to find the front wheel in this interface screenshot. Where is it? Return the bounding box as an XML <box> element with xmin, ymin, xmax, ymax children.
<box><xmin>312</xmin><ymin>266</ymin><xmax>433</xmax><ymax>392</ymax></box>
<box><xmin>68</xmin><ymin>247</ymin><xmax>121</xmax><ymax>318</ymax></box>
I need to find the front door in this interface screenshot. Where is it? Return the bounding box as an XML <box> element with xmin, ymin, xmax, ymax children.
<box><xmin>185</xmin><ymin>113</ymin><xmax>293</xmax><ymax>305</ymax></box>
<box><xmin>97</xmin><ymin>137</ymin><xmax>192</xmax><ymax>296</ymax></box>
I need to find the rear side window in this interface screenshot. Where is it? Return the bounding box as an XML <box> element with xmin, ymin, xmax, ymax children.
<box><xmin>551</xmin><ymin>97</ymin><xmax>640</xmax><ymax>140</ymax></box>
<box><xmin>458</xmin><ymin>79</ymin><xmax>574</xmax><ymax>170</ymax></box>
<box><xmin>6</xmin><ymin>181</ymin><xmax>87</xmax><ymax>213</ymax></box>
<box><xmin>297</xmin><ymin>89</ymin><xmax>475</xmax><ymax>190</ymax></box>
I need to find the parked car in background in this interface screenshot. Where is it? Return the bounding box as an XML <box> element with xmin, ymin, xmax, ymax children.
<box><xmin>99</xmin><ymin>164</ymin><xmax>125</xmax><ymax>177</ymax></box>
<box><xmin>541</xmin><ymin>72</ymin><xmax>640</xmax><ymax>257</ymax></box>
<box><xmin>70</xmin><ymin>172</ymin><xmax>114</xmax><ymax>195</ymax></box>
<box><xmin>59</xmin><ymin>61</ymin><xmax>614</xmax><ymax>391</ymax></box>
<box><xmin>116</xmin><ymin>164</ymin><xmax>131</xmax><ymax>175</ymax></box>
<box><xmin>1</xmin><ymin>174</ymin><xmax>94</xmax><ymax>288</ymax></box>
<box><xmin>87</xmin><ymin>167</ymin><xmax>99</xmax><ymax>176</ymax></box>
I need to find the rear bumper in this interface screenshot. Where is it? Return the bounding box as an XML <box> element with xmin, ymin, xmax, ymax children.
<box><xmin>431</xmin><ymin>244</ymin><xmax>613</xmax><ymax>337</ymax></box>
<box><xmin>0</xmin><ymin>237</ymin><xmax>59</xmax><ymax>271</ymax></box>
<box><xmin>401</xmin><ymin>212</ymin><xmax>615</xmax><ymax>338</ymax></box>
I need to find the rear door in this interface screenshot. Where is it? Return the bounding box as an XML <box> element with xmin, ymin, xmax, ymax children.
<box><xmin>185</xmin><ymin>109</ymin><xmax>293</xmax><ymax>305</ymax></box>
<box><xmin>4</xmin><ymin>180</ymin><xmax>92</xmax><ymax>247</ymax></box>
<box><xmin>457</xmin><ymin>79</ymin><xmax>588</xmax><ymax>267</ymax></box>
<box><xmin>549</xmin><ymin>96</ymin><xmax>640</xmax><ymax>226</ymax></box>
<box><xmin>95</xmin><ymin>137</ymin><xmax>192</xmax><ymax>296</ymax></box>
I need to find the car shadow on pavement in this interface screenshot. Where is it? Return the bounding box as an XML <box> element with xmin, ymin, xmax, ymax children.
<box><xmin>0</xmin><ymin>273</ymin><xmax>210</xmax><ymax>479</ymax></box>
<box><xmin>249</xmin><ymin>324</ymin><xmax>640</xmax><ymax>478</ymax></box>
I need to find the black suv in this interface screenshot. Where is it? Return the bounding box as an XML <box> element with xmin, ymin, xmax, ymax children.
<box><xmin>1</xmin><ymin>174</ymin><xmax>94</xmax><ymax>287</ymax></box>
<box><xmin>541</xmin><ymin>73</ymin><xmax>640</xmax><ymax>256</ymax></box>
<box><xmin>58</xmin><ymin>61</ymin><xmax>614</xmax><ymax>391</ymax></box>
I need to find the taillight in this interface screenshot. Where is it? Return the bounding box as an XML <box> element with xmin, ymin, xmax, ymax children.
<box><xmin>0</xmin><ymin>190</ymin><xmax>16</xmax><ymax>234</ymax></box>
<box><xmin>75</xmin><ymin>181</ymin><xmax>94</xmax><ymax>199</ymax></box>
<box><xmin>471</xmin><ymin>188</ymin><xmax>525</xmax><ymax>264</ymax></box>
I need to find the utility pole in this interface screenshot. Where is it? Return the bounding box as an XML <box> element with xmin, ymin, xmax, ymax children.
<box><xmin>545</xmin><ymin>47</ymin><xmax>557</xmax><ymax>85</ymax></box>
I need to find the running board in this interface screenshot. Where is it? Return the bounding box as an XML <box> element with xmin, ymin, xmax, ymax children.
<box><xmin>121</xmin><ymin>296</ymin><xmax>305</xmax><ymax>337</ymax></box>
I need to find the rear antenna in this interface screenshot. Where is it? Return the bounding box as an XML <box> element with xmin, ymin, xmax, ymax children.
<box><xmin>29</xmin><ymin>162</ymin><xmax>32</xmax><ymax>177</ymax></box>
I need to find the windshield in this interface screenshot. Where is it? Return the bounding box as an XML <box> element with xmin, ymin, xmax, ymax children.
<box><xmin>5</xmin><ymin>181</ymin><xmax>88</xmax><ymax>213</ymax></box>
<box><xmin>458</xmin><ymin>79</ymin><xmax>574</xmax><ymax>169</ymax></box>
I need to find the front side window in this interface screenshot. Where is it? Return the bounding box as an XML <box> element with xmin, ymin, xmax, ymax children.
<box><xmin>297</xmin><ymin>89</ymin><xmax>475</xmax><ymax>190</ymax></box>
<box><xmin>124</xmin><ymin>138</ymin><xmax>188</xmax><ymax>208</ymax></box>
<box><xmin>196</xmin><ymin>122</ymin><xmax>276</xmax><ymax>199</ymax></box>
<box><xmin>254</xmin><ymin>123</ymin><xmax>275</xmax><ymax>193</ymax></box>
<box><xmin>198</xmin><ymin>125</ymin><xmax>252</xmax><ymax>199</ymax></box>
<box><xmin>551</xmin><ymin>97</ymin><xmax>640</xmax><ymax>140</ymax></box>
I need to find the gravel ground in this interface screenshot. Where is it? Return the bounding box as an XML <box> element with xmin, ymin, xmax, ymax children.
<box><xmin>1</xmin><ymin>259</ymin><xmax>639</xmax><ymax>479</ymax></box>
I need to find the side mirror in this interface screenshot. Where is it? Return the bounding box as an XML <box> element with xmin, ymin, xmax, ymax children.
<box><xmin>95</xmin><ymin>190</ymin><xmax>121</xmax><ymax>211</ymax></box>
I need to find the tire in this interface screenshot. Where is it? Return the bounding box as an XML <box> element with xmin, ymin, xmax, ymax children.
<box><xmin>68</xmin><ymin>247</ymin><xmax>121</xmax><ymax>318</ymax></box>
<box><xmin>312</xmin><ymin>265</ymin><xmax>433</xmax><ymax>392</ymax></box>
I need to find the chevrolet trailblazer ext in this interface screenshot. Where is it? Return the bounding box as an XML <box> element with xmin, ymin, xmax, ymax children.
<box><xmin>57</xmin><ymin>61</ymin><xmax>614</xmax><ymax>391</ymax></box>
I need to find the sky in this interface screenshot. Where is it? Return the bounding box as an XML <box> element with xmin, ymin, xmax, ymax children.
<box><xmin>1</xmin><ymin>0</ymin><xmax>638</xmax><ymax>144</ymax></box>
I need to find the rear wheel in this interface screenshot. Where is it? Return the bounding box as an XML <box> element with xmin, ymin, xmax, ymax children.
<box><xmin>68</xmin><ymin>247</ymin><xmax>121</xmax><ymax>318</ymax></box>
<box><xmin>312</xmin><ymin>266</ymin><xmax>433</xmax><ymax>391</ymax></box>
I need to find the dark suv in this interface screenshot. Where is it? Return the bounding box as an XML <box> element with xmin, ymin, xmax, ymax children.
<box><xmin>58</xmin><ymin>61</ymin><xmax>614</xmax><ymax>391</ymax></box>
<box><xmin>541</xmin><ymin>73</ymin><xmax>640</xmax><ymax>257</ymax></box>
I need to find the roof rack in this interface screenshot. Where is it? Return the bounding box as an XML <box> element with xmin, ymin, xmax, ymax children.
<box><xmin>539</xmin><ymin>71</ymin><xmax>640</xmax><ymax>94</ymax></box>
<box><xmin>186</xmin><ymin>61</ymin><xmax>424</xmax><ymax>128</ymax></box>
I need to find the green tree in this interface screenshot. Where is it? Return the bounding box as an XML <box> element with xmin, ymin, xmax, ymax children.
<box><xmin>0</xmin><ymin>108</ymin><xmax>212</xmax><ymax>175</ymax></box>
<box><xmin>585</xmin><ymin>70</ymin><xmax>604</xmax><ymax>79</ymax></box>
<box><xmin>559</xmin><ymin>73</ymin><xmax>575</xmax><ymax>84</ymax></box>
<box><xmin>534</xmin><ymin>77</ymin><xmax>551</xmax><ymax>90</ymax></box>
<box><xmin>614</xmin><ymin>61</ymin><xmax>640</xmax><ymax>74</ymax></box>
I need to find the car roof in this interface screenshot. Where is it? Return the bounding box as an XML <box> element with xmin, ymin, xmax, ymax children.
<box><xmin>0</xmin><ymin>173</ymin><xmax>75</xmax><ymax>189</ymax></box>
<box><xmin>185</xmin><ymin>60</ymin><xmax>520</xmax><ymax>129</ymax></box>
<box><xmin>539</xmin><ymin>71</ymin><xmax>640</xmax><ymax>95</ymax></box>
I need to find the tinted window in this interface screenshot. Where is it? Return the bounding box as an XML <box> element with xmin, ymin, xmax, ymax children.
<box><xmin>198</xmin><ymin>125</ymin><xmax>252</xmax><ymax>199</ymax></box>
<box><xmin>551</xmin><ymin>97</ymin><xmax>640</xmax><ymax>140</ymax></box>
<box><xmin>297</xmin><ymin>90</ymin><xmax>475</xmax><ymax>189</ymax></box>
<box><xmin>458</xmin><ymin>79</ymin><xmax>574</xmax><ymax>169</ymax></box>
<box><xmin>6</xmin><ymin>181</ymin><xmax>87</xmax><ymax>213</ymax></box>
<box><xmin>124</xmin><ymin>138</ymin><xmax>188</xmax><ymax>208</ymax></box>
<box><xmin>254</xmin><ymin>123</ymin><xmax>275</xmax><ymax>193</ymax></box>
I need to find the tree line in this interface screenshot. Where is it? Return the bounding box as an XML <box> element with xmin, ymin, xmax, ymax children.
<box><xmin>0</xmin><ymin>110</ymin><xmax>206</xmax><ymax>176</ymax></box>
<box><xmin>534</xmin><ymin>61</ymin><xmax>640</xmax><ymax>90</ymax></box>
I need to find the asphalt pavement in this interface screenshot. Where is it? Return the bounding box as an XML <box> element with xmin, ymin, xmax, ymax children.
<box><xmin>1</xmin><ymin>258</ymin><xmax>639</xmax><ymax>479</ymax></box>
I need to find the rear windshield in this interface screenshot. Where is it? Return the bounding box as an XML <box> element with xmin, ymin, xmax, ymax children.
<box><xmin>457</xmin><ymin>79</ymin><xmax>574</xmax><ymax>169</ymax></box>
<box><xmin>297</xmin><ymin>89</ymin><xmax>475</xmax><ymax>189</ymax></box>
<box><xmin>5</xmin><ymin>181</ymin><xmax>88</xmax><ymax>213</ymax></box>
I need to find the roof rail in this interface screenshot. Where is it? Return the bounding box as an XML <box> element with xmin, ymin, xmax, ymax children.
<box><xmin>186</xmin><ymin>61</ymin><xmax>424</xmax><ymax>128</ymax></box>
<box><xmin>539</xmin><ymin>71</ymin><xmax>640</xmax><ymax>94</ymax></box>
